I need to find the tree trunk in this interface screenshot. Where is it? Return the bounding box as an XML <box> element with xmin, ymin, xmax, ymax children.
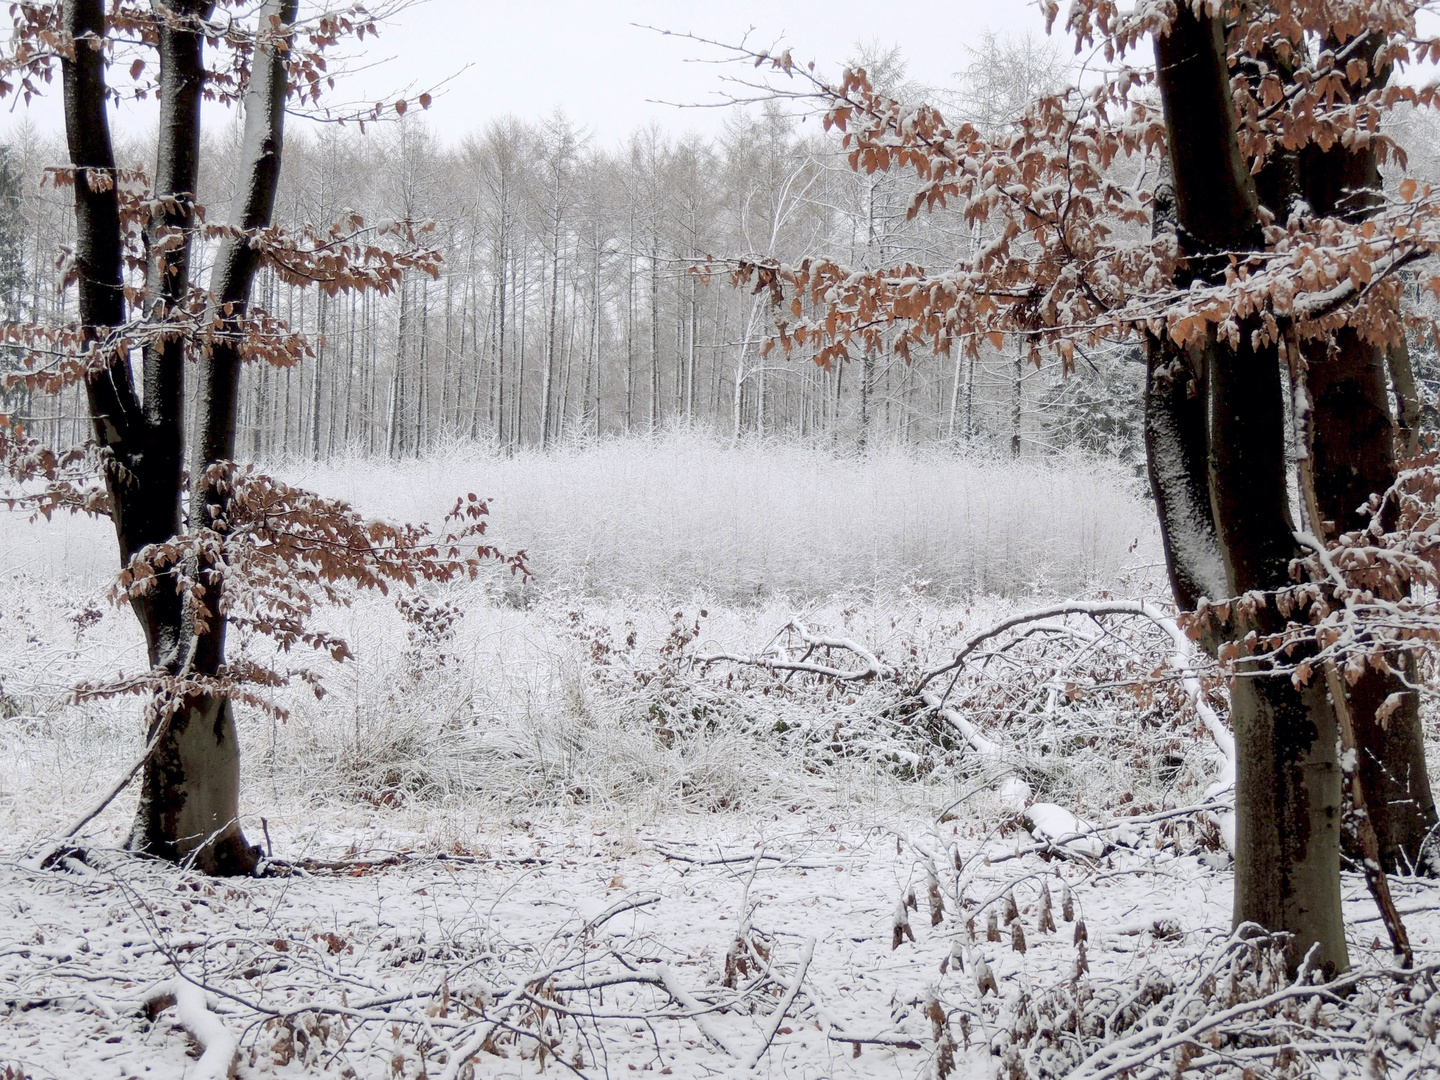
<box><xmin>62</xmin><ymin>0</ymin><xmax>169</xmax><ymax>658</ymax></box>
<box><xmin>1010</xmin><ymin>338</ymin><xmax>1022</xmax><ymax>458</ymax></box>
<box><xmin>1389</xmin><ymin>338</ymin><xmax>1424</xmax><ymax>460</ymax></box>
<box><xmin>1282</xmin><ymin>30</ymin><xmax>1437</xmax><ymax>874</ymax></box>
<box><xmin>1155</xmin><ymin>3</ymin><xmax>1347</xmax><ymax>973</ymax></box>
<box><xmin>130</xmin><ymin>0</ymin><xmax>298</xmax><ymax>875</ymax></box>
<box><xmin>541</xmin><ymin>198</ymin><xmax>561</xmax><ymax>447</ymax></box>
<box><xmin>1144</xmin><ymin>334</ymin><xmax>1227</xmax><ymax>614</ymax></box>
<box><xmin>649</xmin><ymin>235</ymin><xmax>660</xmax><ymax>432</ymax></box>
<box><xmin>1142</xmin><ymin>166</ymin><xmax>1228</xmax><ymax>619</ymax></box>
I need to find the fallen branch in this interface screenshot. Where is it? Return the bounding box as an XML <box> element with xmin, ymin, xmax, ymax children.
<box><xmin>915</xmin><ymin>600</ymin><xmax>1166</xmax><ymax>692</ymax></box>
<box><xmin>918</xmin><ymin>688</ymin><xmax>999</xmax><ymax>758</ymax></box>
<box><xmin>651</xmin><ymin>844</ymin><xmax>831</xmax><ymax>870</ymax></box>
<box><xmin>802</xmin><ymin>985</ymin><xmax>922</xmax><ymax>1050</ymax></box>
<box><xmin>143</xmin><ymin>978</ymin><xmax>238</xmax><ymax>1080</ymax></box>
<box><xmin>920</xmin><ymin>598</ymin><xmax>1236</xmax><ymax>847</ymax></box>
<box><xmin>652</xmin><ymin>845</ymin><xmax>788</xmax><ymax>866</ymax></box>
<box><xmin>982</xmin><ymin>795</ymin><xmax>1236</xmax><ymax>865</ymax></box>
<box><xmin>433</xmin><ymin>893</ymin><xmax>665</xmax><ymax>1080</ymax></box>
<box><xmin>652</xmin><ymin>961</ymin><xmax>741</xmax><ymax>1056</ymax></box>
<box><xmin>695</xmin><ymin>621</ymin><xmax>881</xmax><ymax>681</ymax></box>
<box><xmin>742</xmin><ymin>936</ymin><xmax>815</xmax><ymax>1069</ymax></box>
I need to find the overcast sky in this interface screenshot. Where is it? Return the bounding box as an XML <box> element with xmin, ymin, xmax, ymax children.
<box><xmin>1</xmin><ymin>0</ymin><xmax>1055</xmax><ymax>147</ymax></box>
<box><xmin>356</xmin><ymin>0</ymin><xmax>1054</xmax><ymax>144</ymax></box>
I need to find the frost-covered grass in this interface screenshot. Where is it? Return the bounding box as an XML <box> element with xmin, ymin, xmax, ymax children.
<box><xmin>0</xmin><ymin>436</ymin><xmax>1168</xmax><ymax>839</ymax></box>
<box><xmin>280</xmin><ymin>433</ymin><xmax>1161</xmax><ymax>602</ymax></box>
<box><xmin>1</xmin><ymin>586</ymin><xmax>1208</xmax><ymax>841</ymax></box>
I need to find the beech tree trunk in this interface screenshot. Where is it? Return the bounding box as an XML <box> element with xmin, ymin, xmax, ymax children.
<box><xmin>1306</xmin><ymin>323</ymin><xmax>1437</xmax><ymax>873</ymax></box>
<box><xmin>60</xmin><ymin>0</ymin><xmax>256</xmax><ymax>873</ymax></box>
<box><xmin>76</xmin><ymin>0</ymin><xmax>297</xmax><ymax>875</ymax></box>
<box><xmin>1142</xmin><ymin>166</ymin><xmax>1227</xmax><ymax>641</ymax></box>
<box><xmin>1154</xmin><ymin>5</ymin><xmax>1347</xmax><ymax>973</ymax></box>
<box><xmin>1297</xmin><ymin>32</ymin><xmax>1438</xmax><ymax>874</ymax></box>
<box><xmin>1144</xmin><ymin>333</ymin><xmax>1226</xmax><ymax>616</ymax></box>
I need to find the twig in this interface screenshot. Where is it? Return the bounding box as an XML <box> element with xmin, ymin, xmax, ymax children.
<box><xmin>742</xmin><ymin>935</ymin><xmax>814</xmax><ymax>1069</ymax></box>
<box><xmin>59</xmin><ymin>718</ymin><xmax>169</xmax><ymax>840</ymax></box>
<box><xmin>916</xmin><ymin>600</ymin><xmax>1170</xmax><ymax>692</ymax></box>
<box><xmin>1065</xmin><ymin>962</ymin><xmax>1385</xmax><ymax>1080</ymax></box>
<box><xmin>433</xmin><ymin>893</ymin><xmax>664</xmax><ymax>1080</ymax></box>
<box><xmin>61</xmin><ymin>635</ymin><xmax>202</xmax><ymax>840</ymax></box>
<box><xmin>695</xmin><ymin>621</ymin><xmax>881</xmax><ymax>680</ymax></box>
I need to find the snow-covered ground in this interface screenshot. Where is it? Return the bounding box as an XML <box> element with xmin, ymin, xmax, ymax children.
<box><xmin>1</xmin><ymin>440</ymin><xmax>1436</xmax><ymax>1078</ymax></box>
<box><xmin>4</xmin><ymin>817</ymin><xmax>1439</xmax><ymax>1079</ymax></box>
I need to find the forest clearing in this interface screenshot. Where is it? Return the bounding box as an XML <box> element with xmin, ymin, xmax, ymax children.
<box><xmin>3</xmin><ymin>440</ymin><xmax>1438</xmax><ymax>1078</ymax></box>
<box><xmin>6</xmin><ymin>0</ymin><xmax>1440</xmax><ymax>1077</ymax></box>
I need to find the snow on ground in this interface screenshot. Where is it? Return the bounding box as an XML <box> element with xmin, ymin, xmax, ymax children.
<box><xmin>1</xmin><ymin>441</ymin><xmax>1438</xmax><ymax>1077</ymax></box>
<box><xmin>3</xmin><ymin>818</ymin><xmax>1439</xmax><ymax>1079</ymax></box>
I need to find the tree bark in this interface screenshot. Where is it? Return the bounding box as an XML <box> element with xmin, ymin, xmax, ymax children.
<box><xmin>1388</xmin><ymin>338</ymin><xmax>1424</xmax><ymax>460</ymax></box>
<box><xmin>1298</xmin><ymin>31</ymin><xmax>1438</xmax><ymax>874</ymax></box>
<box><xmin>128</xmin><ymin>0</ymin><xmax>297</xmax><ymax>875</ymax></box>
<box><xmin>1155</xmin><ymin>4</ymin><xmax>1347</xmax><ymax>974</ymax></box>
<box><xmin>61</xmin><ymin>0</ymin><xmax>146</xmax><ymax>583</ymax></box>
<box><xmin>1141</xmin><ymin>164</ymin><xmax>1228</xmax><ymax>626</ymax></box>
<box><xmin>1144</xmin><ymin>333</ymin><xmax>1226</xmax><ymax>615</ymax></box>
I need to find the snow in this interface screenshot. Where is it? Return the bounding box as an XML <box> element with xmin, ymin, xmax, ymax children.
<box><xmin>1</xmin><ymin>442</ymin><xmax>1437</xmax><ymax>1077</ymax></box>
<box><xmin>3</xmin><ymin>819</ymin><xmax>1439</xmax><ymax>1078</ymax></box>
<box><xmin>1021</xmin><ymin>803</ymin><xmax>1104</xmax><ymax>858</ymax></box>
<box><xmin>170</xmin><ymin>978</ymin><xmax>239</xmax><ymax>1080</ymax></box>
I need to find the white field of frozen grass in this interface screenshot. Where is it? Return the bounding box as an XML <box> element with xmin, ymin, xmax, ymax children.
<box><xmin>2</xmin><ymin>438</ymin><xmax>1438</xmax><ymax>1079</ymax></box>
<box><xmin>0</xmin><ymin>436</ymin><xmax>1168</xmax><ymax>836</ymax></box>
<box><xmin>280</xmin><ymin>434</ymin><xmax>1161</xmax><ymax>602</ymax></box>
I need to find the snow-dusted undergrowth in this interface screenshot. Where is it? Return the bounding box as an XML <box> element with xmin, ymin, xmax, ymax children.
<box><xmin>3</xmin><ymin>439</ymin><xmax>1437</xmax><ymax>1079</ymax></box>
<box><xmin>0</xmin><ymin>438</ymin><xmax>1168</xmax><ymax>838</ymax></box>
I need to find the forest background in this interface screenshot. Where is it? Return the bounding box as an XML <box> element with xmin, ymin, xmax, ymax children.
<box><xmin>0</xmin><ymin>33</ymin><xmax>1214</xmax><ymax>463</ymax></box>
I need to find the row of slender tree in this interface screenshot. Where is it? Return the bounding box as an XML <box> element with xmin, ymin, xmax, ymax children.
<box><xmin>0</xmin><ymin>39</ymin><xmax>1151</xmax><ymax>462</ymax></box>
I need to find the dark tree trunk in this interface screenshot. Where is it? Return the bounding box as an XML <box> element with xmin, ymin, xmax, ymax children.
<box><xmin>127</xmin><ymin>0</ymin><xmax>212</xmax><ymax>670</ymax></box>
<box><xmin>1155</xmin><ymin>4</ymin><xmax>1347</xmax><ymax>973</ymax></box>
<box><xmin>1293</xmin><ymin>31</ymin><xmax>1437</xmax><ymax>874</ymax></box>
<box><xmin>59</xmin><ymin>0</ymin><xmax>251</xmax><ymax>873</ymax></box>
<box><xmin>1142</xmin><ymin>165</ymin><xmax>1227</xmax><ymax>643</ymax></box>
<box><xmin>127</xmin><ymin>0</ymin><xmax>297</xmax><ymax>875</ymax></box>
<box><xmin>61</xmin><ymin>0</ymin><xmax>145</xmax><ymax>563</ymax></box>
<box><xmin>1144</xmin><ymin>333</ymin><xmax>1226</xmax><ymax>616</ymax></box>
<box><xmin>1306</xmin><ymin>328</ymin><xmax>1436</xmax><ymax>873</ymax></box>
